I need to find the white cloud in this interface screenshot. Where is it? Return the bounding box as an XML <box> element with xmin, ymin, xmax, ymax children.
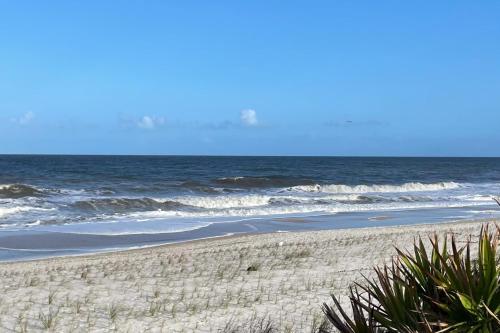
<box><xmin>240</xmin><ymin>109</ymin><xmax>258</xmax><ymax>126</ymax></box>
<box><xmin>137</xmin><ymin>115</ymin><xmax>165</xmax><ymax>129</ymax></box>
<box><xmin>12</xmin><ymin>111</ymin><xmax>35</xmax><ymax>125</ymax></box>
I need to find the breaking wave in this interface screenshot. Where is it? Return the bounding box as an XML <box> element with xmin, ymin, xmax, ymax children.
<box><xmin>72</xmin><ymin>198</ymin><xmax>193</xmax><ymax>213</ymax></box>
<box><xmin>0</xmin><ymin>184</ymin><xmax>42</xmax><ymax>198</ymax></box>
<box><xmin>286</xmin><ymin>182</ymin><xmax>461</xmax><ymax>194</ymax></box>
<box><xmin>0</xmin><ymin>206</ymin><xmax>53</xmax><ymax>218</ymax></box>
<box><xmin>0</xmin><ymin>178</ymin><xmax>492</xmax><ymax>231</ymax></box>
<box><xmin>67</xmin><ymin>191</ymin><xmax>463</xmax><ymax>215</ymax></box>
<box><xmin>175</xmin><ymin>195</ymin><xmax>272</xmax><ymax>209</ymax></box>
<box><xmin>121</xmin><ymin>200</ymin><xmax>488</xmax><ymax>220</ymax></box>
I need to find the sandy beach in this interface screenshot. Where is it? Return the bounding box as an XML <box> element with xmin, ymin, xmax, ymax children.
<box><xmin>3</xmin><ymin>0</ymin><xmax>499</xmax><ymax>330</ymax></box>
<box><xmin>0</xmin><ymin>219</ymin><xmax>493</xmax><ymax>332</ymax></box>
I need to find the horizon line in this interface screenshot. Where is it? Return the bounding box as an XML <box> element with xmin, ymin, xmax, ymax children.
<box><xmin>1</xmin><ymin>153</ymin><xmax>499</xmax><ymax>158</ymax></box>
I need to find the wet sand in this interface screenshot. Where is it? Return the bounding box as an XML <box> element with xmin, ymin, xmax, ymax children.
<box><xmin>1</xmin><ymin>206</ymin><xmax>493</xmax><ymax>261</ymax></box>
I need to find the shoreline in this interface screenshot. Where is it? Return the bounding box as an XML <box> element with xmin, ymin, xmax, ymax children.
<box><xmin>0</xmin><ymin>230</ymin><xmax>251</xmax><ymax>265</ymax></box>
<box><xmin>1</xmin><ymin>205</ymin><xmax>498</xmax><ymax>262</ymax></box>
<box><xmin>0</xmin><ymin>216</ymin><xmax>493</xmax><ymax>265</ymax></box>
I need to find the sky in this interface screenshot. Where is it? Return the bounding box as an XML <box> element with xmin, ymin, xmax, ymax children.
<box><xmin>0</xmin><ymin>1</ymin><xmax>499</xmax><ymax>156</ymax></box>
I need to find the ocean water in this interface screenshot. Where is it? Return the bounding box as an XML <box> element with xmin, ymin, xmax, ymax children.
<box><xmin>1</xmin><ymin>155</ymin><xmax>500</xmax><ymax>240</ymax></box>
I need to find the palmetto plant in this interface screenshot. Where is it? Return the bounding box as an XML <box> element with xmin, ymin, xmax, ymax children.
<box><xmin>322</xmin><ymin>225</ymin><xmax>500</xmax><ymax>333</ymax></box>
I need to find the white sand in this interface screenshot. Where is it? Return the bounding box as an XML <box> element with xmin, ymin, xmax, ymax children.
<box><xmin>0</xmin><ymin>220</ymin><xmax>493</xmax><ymax>332</ymax></box>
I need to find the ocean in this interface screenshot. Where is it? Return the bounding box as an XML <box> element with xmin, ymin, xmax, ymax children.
<box><xmin>1</xmin><ymin>155</ymin><xmax>500</xmax><ymax>260</ymax></box>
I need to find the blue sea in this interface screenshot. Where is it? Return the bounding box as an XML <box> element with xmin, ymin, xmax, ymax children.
<box><xmin>1</xmin><ymin>155</ymin><xmax>500</xmax><ymax>260</ymax></box>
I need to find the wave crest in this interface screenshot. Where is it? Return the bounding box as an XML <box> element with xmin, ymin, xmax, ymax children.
<box><xmin>175</xmin><ymin>195</ymin><xmax>271</xmax><ymax>209</ymax></box>
<box><xmin>72</xmin><ymin>198</ymin><xmax>192</xmax><ymax>213</ymax></box>
<box><xmin>286</xmin><ymin>182</ymin><xmax>461</xmax><ymax>194</ymax></box>
<box><xmin>0</xmin><ymin>184</ymin><xmax>42</xmax><ymax>198</ymax></box>
<box><xmin>0</xmin><ymin>206</ymin><xmax>54</xmax><ymax>218</ymax></box>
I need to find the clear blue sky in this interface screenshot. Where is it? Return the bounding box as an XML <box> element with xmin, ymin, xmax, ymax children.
<box><xmin>1</xmin><ymin>1</ymin><xmax>499</xmax><ymax>156</ymax></box>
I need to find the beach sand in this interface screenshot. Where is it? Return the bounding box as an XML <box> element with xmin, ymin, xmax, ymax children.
<box><xmin>0</xmin><ymin>220</ymin><xmax>493</xmax><ymax>332</ymax></box>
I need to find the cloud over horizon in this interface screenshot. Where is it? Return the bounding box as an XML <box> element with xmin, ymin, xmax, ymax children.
<box><xmin>137</xmin><ymin>115</ymin><xmax>165</xmax><ymax>129</ymax></box>
<box><xmin>11</xmin><ymin>111</ymin><xmax>35</xmax><ymax>125</ymax></box>
<box><xmin>240</xmin><ymin>109</ymin><xmax>258</xmax><ymax>126</ymax></box>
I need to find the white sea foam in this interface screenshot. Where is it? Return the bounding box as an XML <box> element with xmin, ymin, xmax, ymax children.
<box><xmin>172</xmin><ymin>194</ymin><xmax>368</xmax><ymax>209</ymax></box>
<box><xmin>0</xmin><ymin>207</ymin><xmax>36</xmax><ymax>218</ymax></box>
<box><xmin>455</xmin><ymin>194</ymin><xmax>494</xmax><ymax>202</ymax></box>
<box><xmin>120</xmin><ymin>199</ymin><xmax>489</xmax><ymax>220</ymax></box>
<box><xmin>35</xmin><ymin>218</ymin><xmax>212</xmax><ymax>235</ymax></box>
<box><xmin>466</xmin><ymin>210</ymin><xmax>500</xmax><ymax>214</ymax></box>
<box><xmin>174</xmin><ymin>195</ymin><xmax>272</xmax><ymax>209</ymax></box>
<box><xmin>168</xmin><ymin>193</ymin><xmax>365</xmax><ymax>210</ymax></box>
<box><xmin>0</xmin><ymin>206</ymin><xmax>55</xmax><ymax>218</ymax></box>
<box><xmin>26</xmin><ymin>220</ymin><xmax>42</xmax><ymax>226</ymax></box>
<box><xmin>287</xmin><ymin>182</ymin><xmax>461</xmax><ymax>194</ymax></box>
